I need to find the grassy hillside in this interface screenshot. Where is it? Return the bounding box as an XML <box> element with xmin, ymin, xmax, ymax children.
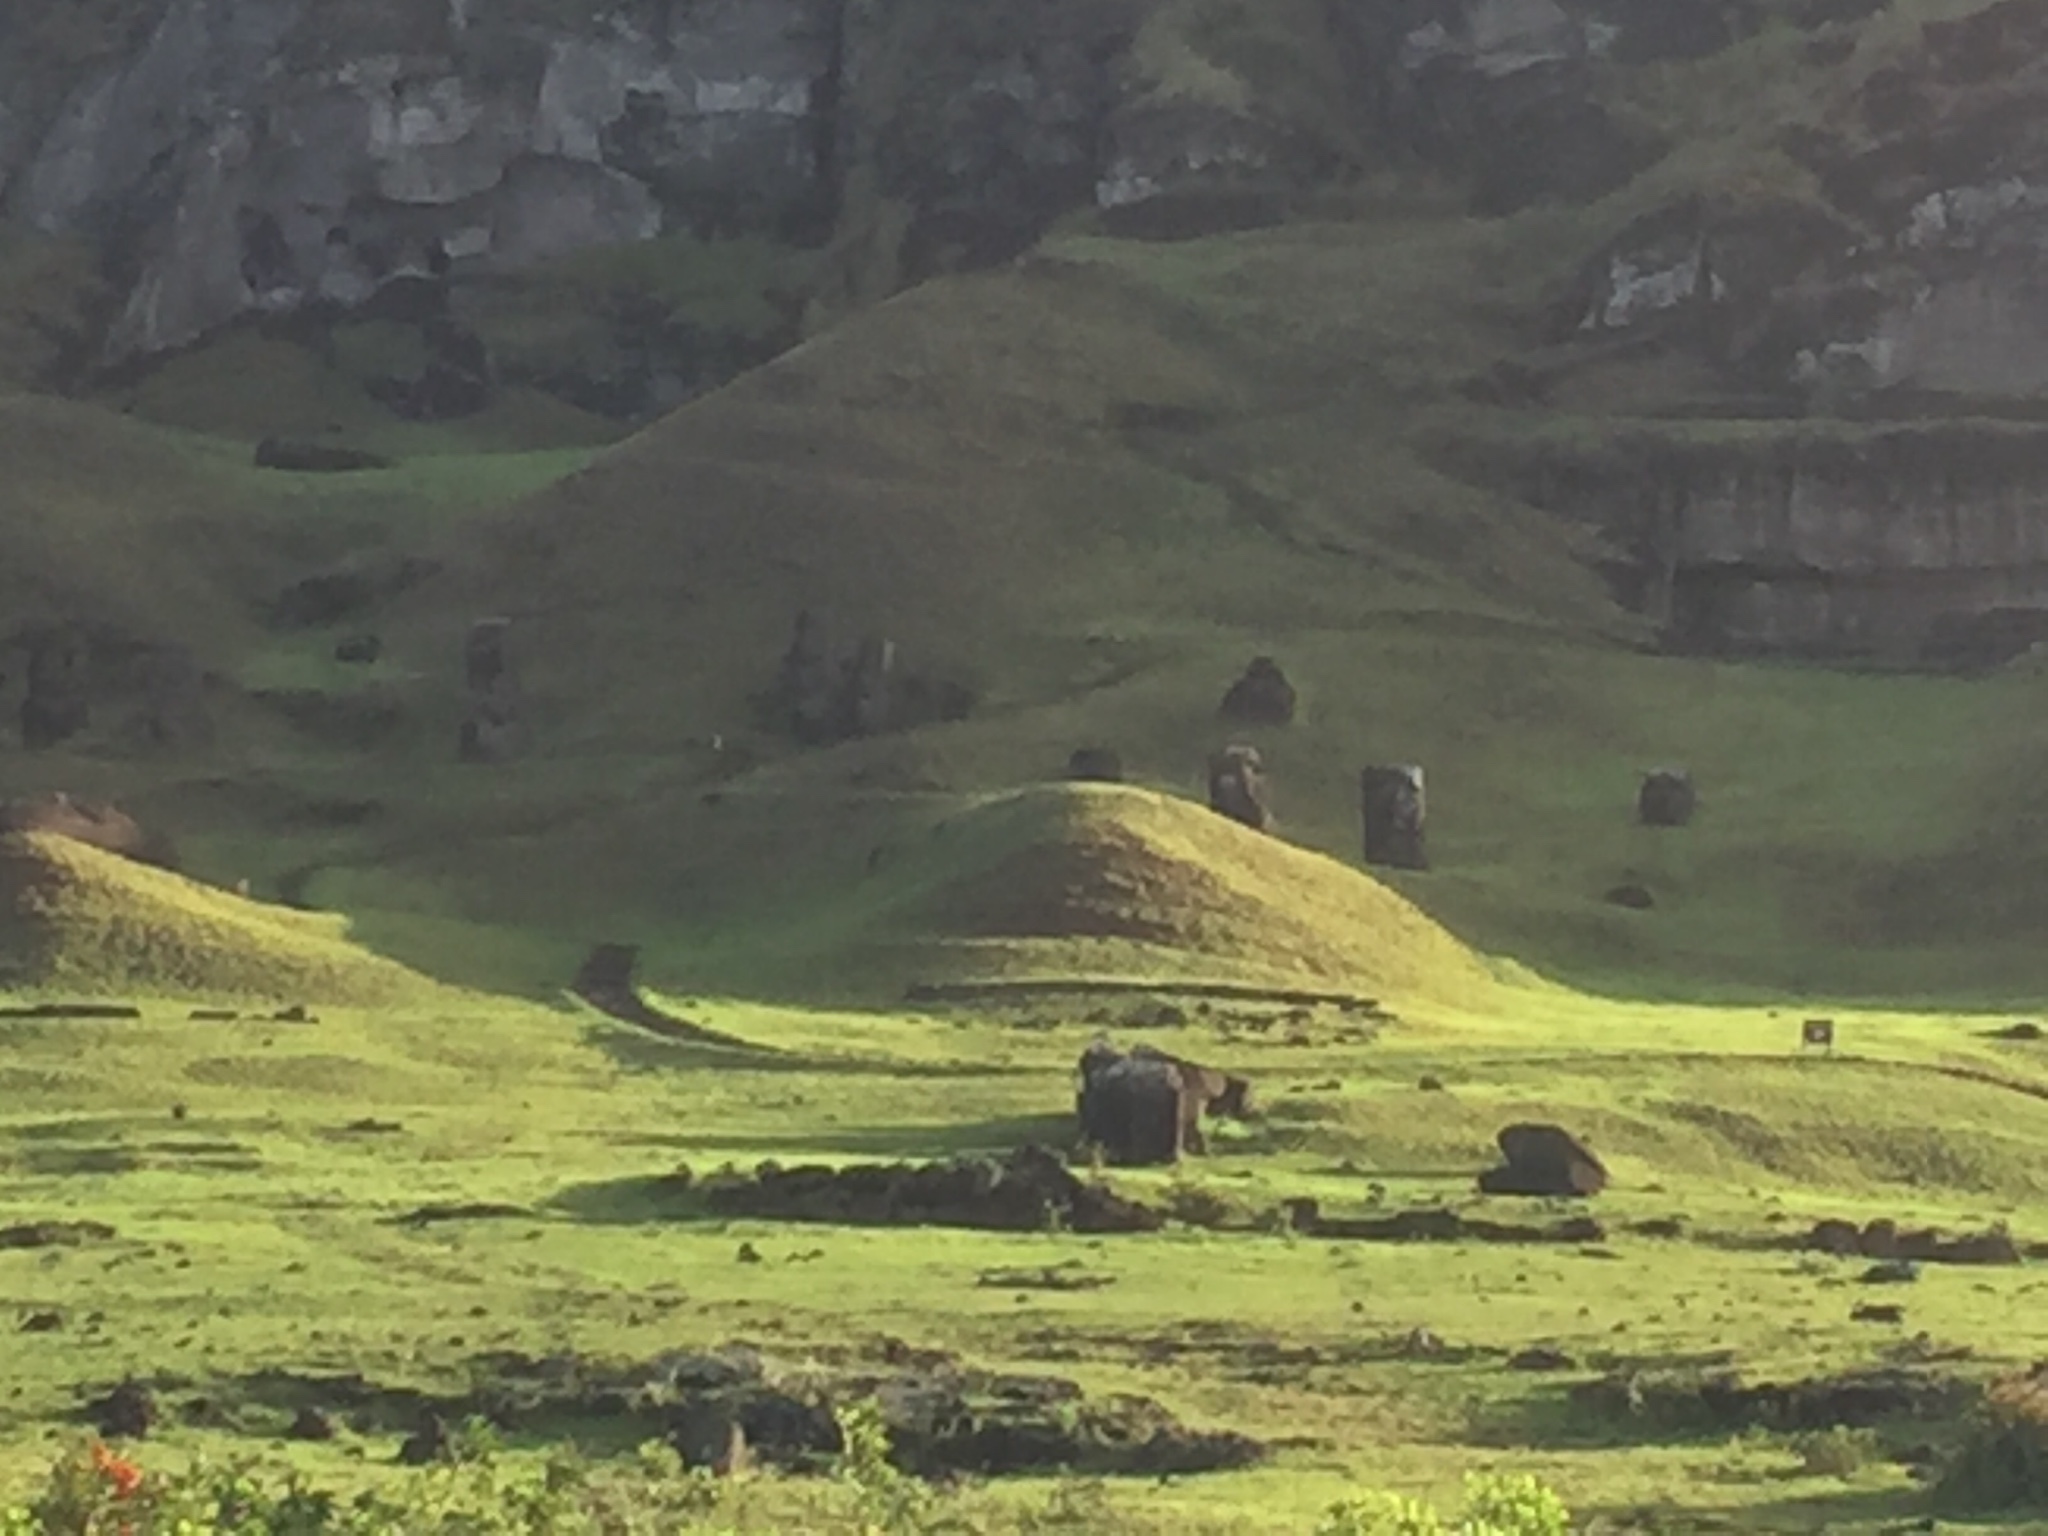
<box><xmin>0</xmin><ymin>832</ymin><xmax>437</xmax><ymax>1003</ymax></box>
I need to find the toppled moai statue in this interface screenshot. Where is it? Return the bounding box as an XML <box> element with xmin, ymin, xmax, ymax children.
<box><xmin>1638</xmin><ymin>768</ymin><xmax>1696</xmax><ymax>828</ymax></box>
<box><xmin>1066</xmin><ymin>747</ymin><xmax>1125</xmax><ymax>783</ymax></box>
<box><xmin>1477</xmin><ymin>1123</ymin><xmax>1609</xmax><ymax>1198</ymax></box>
<box><xmin>1361</xmin><ymin>765</ymin><xmax>1427</xmax><ymax>871</ymax></box>
<box><xmin>1207</xmin><ymin>744</ymin><xmax>1271</xmax><ymax>832</ymax></box>
<box><xmin>1075</xmin><ymin>1048</ymin><xmax>1199</xmax><ymax>1166</ymax></box>
<box><xmin>1219</xmin><ymin>656</ymin><xmax>1297</xmax><ymax>726</ymax></box>
<box><xmin>457</xmin><ymin>618</ymin><xmax>520</xmax><ymax>763</ymax></box>
<box><xmin>20</xmin><ymin>630</ymin><xmax>91</xmax><ymax>751</ymax></box>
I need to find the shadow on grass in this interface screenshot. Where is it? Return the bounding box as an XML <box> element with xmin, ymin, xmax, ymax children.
<box><xmin>585</xmin><ymin>1027</ymin><xmax>1040</xmax><ymax>1081</ymax></box>
<box><xmin>1579</xmin><ymin>1484</ymin><xmax>1922</xmax><ymax>1533</ymax></box>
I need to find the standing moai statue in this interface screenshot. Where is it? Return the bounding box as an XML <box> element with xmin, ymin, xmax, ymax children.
<box><xmin>457</xmin><ymin>617</ymin><xmax>519</xmax><ymax>763</ymax></box>
<box><xmin>1638</xmin><ymin>768</ymin><xmax>1696</xmax><ymax>827</ymax></box>
<box><xmin>1219</xmin><ymin>656</ymin><xmax>1297</xmax><ymax>725</ymax></box>
<box><xmin>20</xmin><ymin>630</ymin><xmax>91</xmax><ymax>751</ymax></box>
<box><xmin>1207</xmin><ymin>743</ymin><xmax>1272</xmax><ymax>832</ymax></box>
<box><xmin>842</xmin><ymin>636</ymin><xmax>898</xmax><ymax>738</ymax></box>
<box><xmin>1066</xmin><ymin>746</ymin><xmax>1125</xmax><ymax>783</ymax></box>
<box><xmin>1361</xmin><ymin>765</ymin><xmax>1428</xmax><ymax>871</ymax></box>
<box><xmin>777</xmin><ymin>609</ymin><xmax>840</xmax><ymax>744</ymax></box>
<box><xmin>132</xmin><ymin>644</ymin><xmax>211</xmax><ymax>752</ymax></box>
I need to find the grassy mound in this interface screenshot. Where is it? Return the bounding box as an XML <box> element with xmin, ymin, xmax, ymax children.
<box><xmin>0</xmin><ymin>832</ymin><xmax>437</xmax><ymax>1003</ymax></box>
<box><xmin>763</xmin><ymin>784</ymin><xmax>1507</xmax><ymax>1004</ymax></box>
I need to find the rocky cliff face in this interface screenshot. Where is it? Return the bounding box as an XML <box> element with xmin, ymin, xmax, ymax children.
<box><xmin>0</xmin><ymin>0</ymin><xmax>1746</xmax><ymax>373</ymax></box>
<box><xmin>0</xmin><ymin>0</ymin><xmax>838</xmax><ymax>362</ymax></box>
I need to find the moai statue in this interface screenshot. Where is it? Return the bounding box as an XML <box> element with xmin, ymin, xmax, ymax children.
<box><xmin>1361</xmin><ymin>765</ymin><xmax>1428</xmax><ymax>871</ymax></box>
<box><xmin>1207</xmin><ymin>743</ymin><xmax>1272</xmax><ymax>832</ymax></box>
<box><xmin>1066</xmin><ymin>746</ymin><xmax>1125</xmax><ymax>783</ymax></box>
<box><xmin>20</xmin><ymin>630</ymin><xmax>91</xmax><ymax>751</ymax></box>
<box><xmin>777</xmin><ymin>609</ymin><xmax>839</xmax><ymax>744</ymax></box>
<box><xmin>132</xmin><ymin>645</ymin><xmax>211</xmax><ymax>752</ymax></box>
<box><xmin>843</xmin><ymin>636</ymin><xmax>898</xmax><ymax>738</ymax></box>
<box><xmin>457</xmin><ymin>617</ymin><xmax>519</xmax><ymax>762</ymax></box>
<box><xmin>1219</xmin><ymin>656</ymin><xmax>1297</xmax><ymax>726</ymax></box>
<box><xmin>1638</xmin><ymin>768</ymin><xmax>1697</xmax><ymax>828</ymax></box>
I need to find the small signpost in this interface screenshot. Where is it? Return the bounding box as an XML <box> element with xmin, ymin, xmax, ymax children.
<box><xmin>1802</xmin><ymin>1018</ymin><xmax>1836</xmax><ymax>1055</ymax></box>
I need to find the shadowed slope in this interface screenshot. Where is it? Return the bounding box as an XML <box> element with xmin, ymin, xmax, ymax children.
<box><xmin>0</xmin><ymin>832</ymin><xmax>438</xmax><ymax>1003</ymax></box>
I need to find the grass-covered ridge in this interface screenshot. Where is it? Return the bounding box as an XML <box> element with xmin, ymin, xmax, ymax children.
<box><xmin>0</xmin><ymin>834</ymin><xmax>437</xmax><ymax>1003</ymax></box>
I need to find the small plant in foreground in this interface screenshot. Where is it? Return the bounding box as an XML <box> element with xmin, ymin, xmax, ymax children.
<box><xmin>1937</xmin><ymin>1362</ymin><xmax>2048</xmax><ymax>1511</ymax></box>
<box><xmin>1318</xmin><ymin>1473</ymin><xmax>1572</xmax><ymax>1536</ymax></box>
<box><xmin>1789</xmin><ymin>1426</ymin><xmax>1883</xmax><ymax>1479</ymax></box>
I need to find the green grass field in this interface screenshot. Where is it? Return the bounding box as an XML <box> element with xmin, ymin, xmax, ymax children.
<box><xmin>7</xmin><ymin>0</ymin><xmax>2048</xmax><ymax>1523</ymax></box>
<box><xmin>6</xmin><ymin>975</ymin><xmax>2048</xmax><ymax>1530</ymax></box>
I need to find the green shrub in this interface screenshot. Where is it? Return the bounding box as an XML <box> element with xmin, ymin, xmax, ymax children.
<box><xmin>1788</xmin><ymin>1426</ymin><xmax>1883</xmax><ymax>1479</ymax></box>
<box><xmin>1937</xmin><ymin>1365</ymin><xmax>2048</xmax><ymax>1511</ymax></box>
<box><xmin>1317</xmin><ymin>1473</ymin><xmax>1572</xmax><ymax>1536</ymax></box>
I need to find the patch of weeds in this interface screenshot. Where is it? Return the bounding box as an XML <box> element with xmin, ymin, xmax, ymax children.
<box><xmin>1789</xmin><ymin>1425</ymin><xmax>1885</xmax><ymax>1478</ymax></box>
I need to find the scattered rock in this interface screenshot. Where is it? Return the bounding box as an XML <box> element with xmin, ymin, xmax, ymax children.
<box><xmin>736</xmin><ymin>1242</ymin><xmax>764</xmax><ymax>1264</ymax></box>
<box><xmin>273</xmin><ymin>1004</ymin><xmax>316</xmax><ymax>1024</ymax></box>
<box><xmin>287</xmin><ymin>1406</ymin><xmax>338</xmax><ymax>1441</ymax></box>
<box><xmin>1802</xmin><ymin>1219</ymin><xmax>2019</xmax><ymax>1266</ymax></box>
<box><xmin>1477</xmin><ymin>1123</ymin><xmax>1610</xmax><ymax>1198</ymax></box>
<box><xmin>1401</xmin><ymin>1327</ymin><xmax>1446</xmax><ymax>1358</ymax></box>
<box><xmin>0</xmin><ymin>1002</ymin><xmax>143</xmax><ymax>1020</ymax></box>
<box><xmin>253</xmin><ymin>439</ymin><xmax>392</xmax><ymax>473</ymax></box>
<box><xmin>1994</xmin><ymin>1021</ymin><xmax>2045</xmax><ymax>1041</ymax></box>
<box><xmin>20</xmin><ymin>1310</ymin><xmax>62</xmax><ymax>1333</ymax></box>
<box><xmin>0</xmin><ymin>1220</ymin><xmax>116</xmax><ymax>1249</ymax></box>
<box><xmin>1509</xmin><ymin>1346</ymin><xmax>1577</xmax><ymax>1372</ymax></box>
<box><xmin>977</xmin><ymin>1264</ymin><xmax>1116</xmax><ymax>1292</ymax></box>
<box><xmin>1360</xmin><ymin>765</ymin><xmax>1428</xmax><ymax>871</ymax></box>
<box><xmin>1639</xmin><ymin>768</ymin><xmax>1697</xmax><ymax>827</ymax></box>
<box><xmin>1065</xmin><ymin>747</ymin><xmax>1125</xmax><ymax>783</ymax></box>
<box><xmin>1861</xmin><ymin>1261</ymin><xmax>1922</xmax><ymax>1285</ymax></box>
<box><xmin>1207</xmin><ymin>743</ymin><xmax>1272</xmax><ymax>832</ymax></box>
<box><xmin>188</xmin><ymin>1009</ymin><xmax>237</xmax><ymax>1022</ymax></box>
<box><xmin>391</xmin><ymin>1203</ymin><xmax>530</xmax><ymax>1227</ymax></box>
<box><xmin>1287</xmin><ymin>1200</ymin><xmax>1603</xmax><ymax>1245</ymax></box>
<box><xmin>1853</xmin><ymin>1302</ymin><xmax>1907</xmax><ymax>1324</ymax></box>
<box><xmin>1418</xmin><ymin>1074</ymin><xmax>1446</xmax><ymax>1092</ymax></box>
<box><xmin>338</xmin><ymin>1118</ymin><xmax>403</xmax><ymax>1136</ymax></box>
<box><xmin>702</xmin><ymin>1146</ymin><xmax>1163</xmax><ymax>1235</ymax></box>
<box><xmin>90</xmin><ymin>1380</ymin><xmax>155</xmax><ymax>1439</ymax></box>
<box><xmin>1629</xmin><ymin>1216</ymin><xmax>1686</xmax><ymax>1239</ymax></box>
<box><xmin>1604</xmin><ymin>882</ymin><xmax>1656</xmax><ymax>910</ymax></box>
<box><xmin>1218</xmin><ymin>657</ymin><xmax>1297</xmax><ymax>725</ymax></box>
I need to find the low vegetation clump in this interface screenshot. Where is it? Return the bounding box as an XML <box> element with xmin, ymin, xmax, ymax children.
<box><xmin>0</xmin><ymin>1419</ymin><xmax>1572</xmax><ymax>1535</ymax></box>
<box><xmin>1937</xmin><ymin>1365</ymin><xmax>2048</xmax><ymax>1512</ymax></box>
<box><xmin>1315</xmin><ymin>1474</ymin><xmax>1572</xmax><ymax>1536</ymax></box>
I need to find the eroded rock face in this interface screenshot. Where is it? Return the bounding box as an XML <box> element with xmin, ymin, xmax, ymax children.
<box><xmin>1</xmin><ymin>0</ymin><xmax>839</xmax><ymax>363</ymax></box>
